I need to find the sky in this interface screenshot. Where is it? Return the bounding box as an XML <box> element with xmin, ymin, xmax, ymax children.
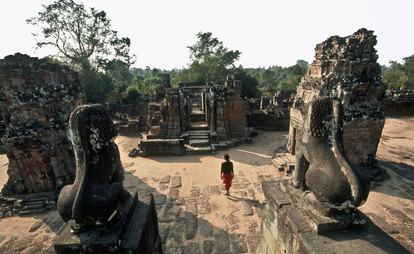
<box><xmin>1</xmin><ymin>0</ymin><xmax>413</xmax><ymax>70</ymax></box>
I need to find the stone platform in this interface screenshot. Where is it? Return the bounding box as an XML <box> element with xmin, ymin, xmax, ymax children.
<box><xmin>139</xmin><ymin>138</ymin><xmax>186</xmax><ymax>156</ymax></box>
<box><xmin>257</xmin><ymin>180</ymin><xmax>410</xmax><ymax>254</ymax></box>
<box><xmin>271</xmin><ymin>153</ymin><xmax>295</xmax><ymax>173</ymax></box>
<box><xmin>53</xmin><ymin>191</ymin><xmax>162</xmax><ymax>254</ymax></box>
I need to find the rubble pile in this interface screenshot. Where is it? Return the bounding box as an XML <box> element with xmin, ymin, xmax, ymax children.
<box><xmin>110</xmin><ymin>101</ymin><xmax>149</xmax><ymax>135</ymax></box>
<box><xmin>385</xmin><ymin>89</ymin><xmax>414</xmax><ymax>116</ymax></box>
<box><xmin>271</xmin><ymin>90</ymin><xmax>295</xmax><ymax>109</ymax></box>
<box><xmin>288</xmin><ymin>28</ymin><xmax>387</xmax><ymax>178</ymax></box>
<box><xmin>0</xmin><ymin>196</ymin><xmax>19</xmax><ymax>218</ymax></box>
<box><xmin>247</xmin><ymin>91</ymin><xmax>294</xmax><ymax>131</ymax></box>
<box><xmin>0</xmin><ymin>53</ymin><xmax>84</xmax><ymax>194</ymax></box>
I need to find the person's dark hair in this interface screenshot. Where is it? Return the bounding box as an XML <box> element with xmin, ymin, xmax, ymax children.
<box><xmin>224</xmin><ymin>154</ymin><xmax>230</xmax><ymax>161</ymax></box>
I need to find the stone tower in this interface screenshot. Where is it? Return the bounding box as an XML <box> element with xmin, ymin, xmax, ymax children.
<box><xmin>288</xmin><ymin>28</ymin><xmax>387</xmax><ymax>178</ymax></box>
<box><xmin>0</xmin><ymin>53</ymin><xmax>84</xmax><ymax>194</ymax></box>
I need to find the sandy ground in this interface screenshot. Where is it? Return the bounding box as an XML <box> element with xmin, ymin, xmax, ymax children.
<box><xmin>360</xmin><ymin>117</ymin><xmax>414</xmax><ymax>252</ymax></box>
<box><xmin>0</xmin><ymin>117</ymin><xmax>412</xmax><ymax>253</ymax></box>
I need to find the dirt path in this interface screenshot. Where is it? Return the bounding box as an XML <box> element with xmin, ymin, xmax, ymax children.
<box><xmin>0</xmin><ymin>117</ymin><xmax>412</xmax><ymax>253</ymax></box>
<box><xmin>360</xmin><ymin>117</ymin><xmax>414</xmax><ymax>252</ymax></box>
<box><xmin>116</xmin><ymin>131</ymin><xmax>287</xmax><ymax>253</ymax></box>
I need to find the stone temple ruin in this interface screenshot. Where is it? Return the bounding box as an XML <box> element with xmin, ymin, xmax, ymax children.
<box><xmin>0</xmin><ymin>53</ymin><xmax>84</xmax><ymax>195</ymax></box>
<box><xmin>138</xmin><ymin>76</ymin><xmax>250</xmax><ymax>156</ymax></box>
<box><xmin>286</xmin><ymin>28</ymin><xmax>387</xmax><ymax>180</ymax></box>
<box><xmin>258</xmin><ymin>29</ymin><xmax>409</xmax><ymax>254</ymax></box>
<box><xmin>0</xmin><ymin>27</ymin><xmax>413</xmax><ymax>253</ymax></box>
<box><xmin>246</xmin><ymin>91</ymin><xmax>294</xmax><ymax>131</ymax></box>
<box><xmin>385</xmin><ymin>88</ymin><xmax>414</xmax><ymax>116</ymax></box>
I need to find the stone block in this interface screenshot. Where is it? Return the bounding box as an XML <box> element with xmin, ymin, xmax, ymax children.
<box><xmin>0</xmin><ymin>54</ymin><xmax>84</xmax><ymax>194</ymax></box>
<box><xmin>258</xmin><ymin>181</ymin><xmax>410</xmax><ymax>254</ymax></box>
<box><xmin>53</xmin><ymin>191</ymin><xmax>162</xmax><ymax>254</ymax></box>
<box><xmin>139</xmin><ymin>138</ymin><xmax>185</xmax><ymax>156</ymax></box>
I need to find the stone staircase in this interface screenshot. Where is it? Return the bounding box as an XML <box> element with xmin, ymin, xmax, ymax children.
<box><xmin>185</xmin><ymin>125</ymin><xmax>215</xmax><ymax>155</ymax></box>
<box><xmin>190</xmin><ymin>110</ymin><xmax>206</xmax><ymax>122</ymax></box>
<box><xmin>17</xmin><ymin>192</ymin><xmax>57</xmax><ymax>215</ymax></box>
<box><xmin>184</xmin><ymin>110</ymin><xmax>215</xmax><ymax>155</ymax></box>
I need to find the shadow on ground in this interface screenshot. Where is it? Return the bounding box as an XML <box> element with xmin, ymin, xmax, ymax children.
<box><xmin>0</xmin><ymin>170</ymin><xmax>256</xmax><ymax>253</ymax></box>
<box><xmin>370</xmin><ymin>160</ymin><xmax>414</xmax><ymax>202</ymax></box>
<box><xmin>145</xmin><ymin>131</ymin><xmax>287</xmax><ymax>167</ymax></box>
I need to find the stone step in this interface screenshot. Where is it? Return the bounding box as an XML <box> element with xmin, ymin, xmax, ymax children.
<box><xmin>189</xmin><ymin>139</ymin><xmax>210</xmax><ymax>147</ymax></box>
<box><xmin>24</xmin><ymin>200</ymin><xmax>47</xmax><ymax>206</ymax></box>
<box><xmin>190</xmin><ymin>112</ymin><xmax>206</xmax><ymax>116</ymax></box>
<box><xmin>190</xmin><ymin>114</ymin><xmax>206</xmax><ymax>122</ymax></box>
<box><xmin>185</xmin><ymin>145</ymin><xmax>213</xmax><ymax>155</ymax></box>
<box><xmin>22</xmin><ymin>203</ymin><xmax>46</xmax><ymax>210</ymax></box>
<box><xmin>188</xmin><ymin>130</ymin><xmax>210</xmax><ymax>136</ymax></box>
<box><xmin>189</xmin><ymin>135</ymin><xmax>209</xmax><ymax>140</ymax></box>
<box><xmin>189</xmin><ymin>134</ymin><xmax>209</xmax><ymax>140</ymax></box>
<box><xmin>190</xmin><ymin>126</ymin><xmax>209</xmax><ymax>131</ymax></box>
<box><xmin>272</xmin><ymin>153</ymin><xmax>295</xmax><ymax>173</ymax></box>
<box><xmin>190</xmin><ymin>121</ymin><xmax>208</xmax><ymax>129</ymax></box>
<box><xmin>18</xmin><ymin>207</ymin><xmax>48</xmax><ymax>215</ymax></box>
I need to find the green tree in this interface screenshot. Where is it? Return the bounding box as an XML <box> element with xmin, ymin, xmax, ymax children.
<box><xmin>383</xmin><ymin>55</ymin><xmax>414</xmax><ymax>90</ymax></box>
<box><xmin>234</xmin><ymin>68</ymin><xmax>260</xmax><ymax>98</ymax></box>
<box><xmin>178</xmin><ymin>32</ymin><xmax>241</xmax><ymax>84</ymax></box>
<box><xmin>27</xmin><ymin>0</ymin><xmax>134</xmax><ymax>102</ymax></box>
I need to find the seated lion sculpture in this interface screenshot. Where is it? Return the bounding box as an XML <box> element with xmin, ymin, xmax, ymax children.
<box><xmin>57</xmin><ymin>104</ymin><xmax>127</xmax><ymax>230</ymax></box>
<box><xmin>292</xmin><ymin>97</ymin><xmax>370</xmax><ymax>215</ymax></box>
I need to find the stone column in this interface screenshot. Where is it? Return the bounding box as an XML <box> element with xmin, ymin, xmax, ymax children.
<box><xmin>216</xmin><ymin>99</ymin><xmax>230</xmax><ymax>140</ymax></box>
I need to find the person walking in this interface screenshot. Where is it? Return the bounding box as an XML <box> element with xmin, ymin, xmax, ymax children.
<box><xmin>221</xmin><ymin>154</ymin><xmax>234</xmax><ymax>196</ymax></box>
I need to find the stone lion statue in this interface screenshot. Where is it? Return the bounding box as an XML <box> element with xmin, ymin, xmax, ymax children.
<box><xmin>293</xmin><ymin>97</ymin><xmax>370</xmax><ymax>215</ymax></box>
<box><xmin>57</xmin><ymin>104</ymin><xmax>127</xmax><ymax>230</ymax></box>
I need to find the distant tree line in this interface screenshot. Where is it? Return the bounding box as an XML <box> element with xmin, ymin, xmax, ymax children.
<box><xmin>28</xmin><ymin>0</ymin><xmax>413</xmax><ymax>105</ymax></box>
<box><xmin>382</xmin><ymin>55</ymin><xmax>414</xmax><ymax>90</ymax></box>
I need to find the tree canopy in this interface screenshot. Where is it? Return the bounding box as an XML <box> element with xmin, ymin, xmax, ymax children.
<box><xmin>27</xmin><ymin>0</ymin><xmax>134</xmax><ymax>68</ymax></box>
<box><xmin>382</xmin><ymin>55</ymin><xmax>414</xmax><ymax>90</ymax></box>
<box><xmin>27</xmin><ymin>1</ymin><xmax>414</xmax><ymax>105</ymax></box>
<box><xmin>174</xmin><ymin>32</ymin><xmax>241</xmax><ymax>84</ymax></box>
<box><xmin>27</xmin><ymin>0</ymin><xmax>135</xmax><ymax>103</ymax></box>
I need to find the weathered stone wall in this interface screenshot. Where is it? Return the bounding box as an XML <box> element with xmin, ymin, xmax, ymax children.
<box><xmin>224</xmin><ymin>80</ymin><xmax>249</xmax><ymax>138</ymax></box>
<box><xmin>139</xmin><ymin>139</ymin><xmax>185</xmax><ymax>156</ymax></box>
<box><xmin>247</xmin><ymin>111</ymin><xmax>290</xmax><ymax>131</ymax></box>
<box><xmin>159</xmin><ymin>90</ymin><xmax>182</xmax><ymax>139</ymax></box>
<box><xmin>110</xmin><ymin>101</ymin><xmax>149</xmax><ymax>118</ymax></box>
<box><xmin>246</xmin><ymin>91</ymin><xmax>293</xmax><ymax>131</ymax></box>
<box><xmin>146</xmin><ymin>103</ymin><xmax>162</xmax><ymax>138</ymax></box>
<box><xmin>0</xmin><ymin>104</ymin><xmax>6</xmax><ymax>152</ymax></box>
<box><xmin>0</xmin><ymin>53</ymin><xmax>84</xmax><ymax>194</ymax></box>
<box><xmin>142</xmin><ymin>78</ymin><xmax>249</xmax><ymax>155</ymax></box>
<box><xmin>384</xmin><ymin>89</ymin><xmax>414</xmax><ymax>116</ymax></box>
<box><xmin>257</xmin><ymin>181</ymin><xmax>410</xmax><ymax>254</ymax></box>
<box><xmin>111</xmin><ymin>102</ymin><xmax>149</xmax><ymax>135</ymax></box>
<box><xmin>288</xmin><ymin>29</ymin><xmax>387</xmax><ymax>177</ymax></box>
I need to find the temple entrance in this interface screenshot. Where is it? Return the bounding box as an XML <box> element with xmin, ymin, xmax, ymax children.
<box><xmin>190</xmin><ymin>91</ymin><xmax>208</xmax><ymax>130</ymax></box>
<box><xmin>186</xmin><ymin>90</ymin><xmax>212</xmax><ymax>154</ymax></box>
<box><xmin>176</xmin><ymin>84</ymin><xmax>213</xmax><ymax>155</ymax></box>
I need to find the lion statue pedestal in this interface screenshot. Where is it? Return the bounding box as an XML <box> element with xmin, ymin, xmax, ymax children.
<box><xmin>53</xmin><ymin>104</ymin><xmax>162</xmax><ymax>254</ymax></box>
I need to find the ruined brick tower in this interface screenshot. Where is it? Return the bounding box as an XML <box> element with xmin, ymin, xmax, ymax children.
<box><xmin>0</xmin><ymin>53</ymin><xmax>84</xmax><ymax>194</ymax></box>
<box><xmin>288</xmin><ymin>28</ymin><xmax>387</xmax><ymax>178</ymax></box>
